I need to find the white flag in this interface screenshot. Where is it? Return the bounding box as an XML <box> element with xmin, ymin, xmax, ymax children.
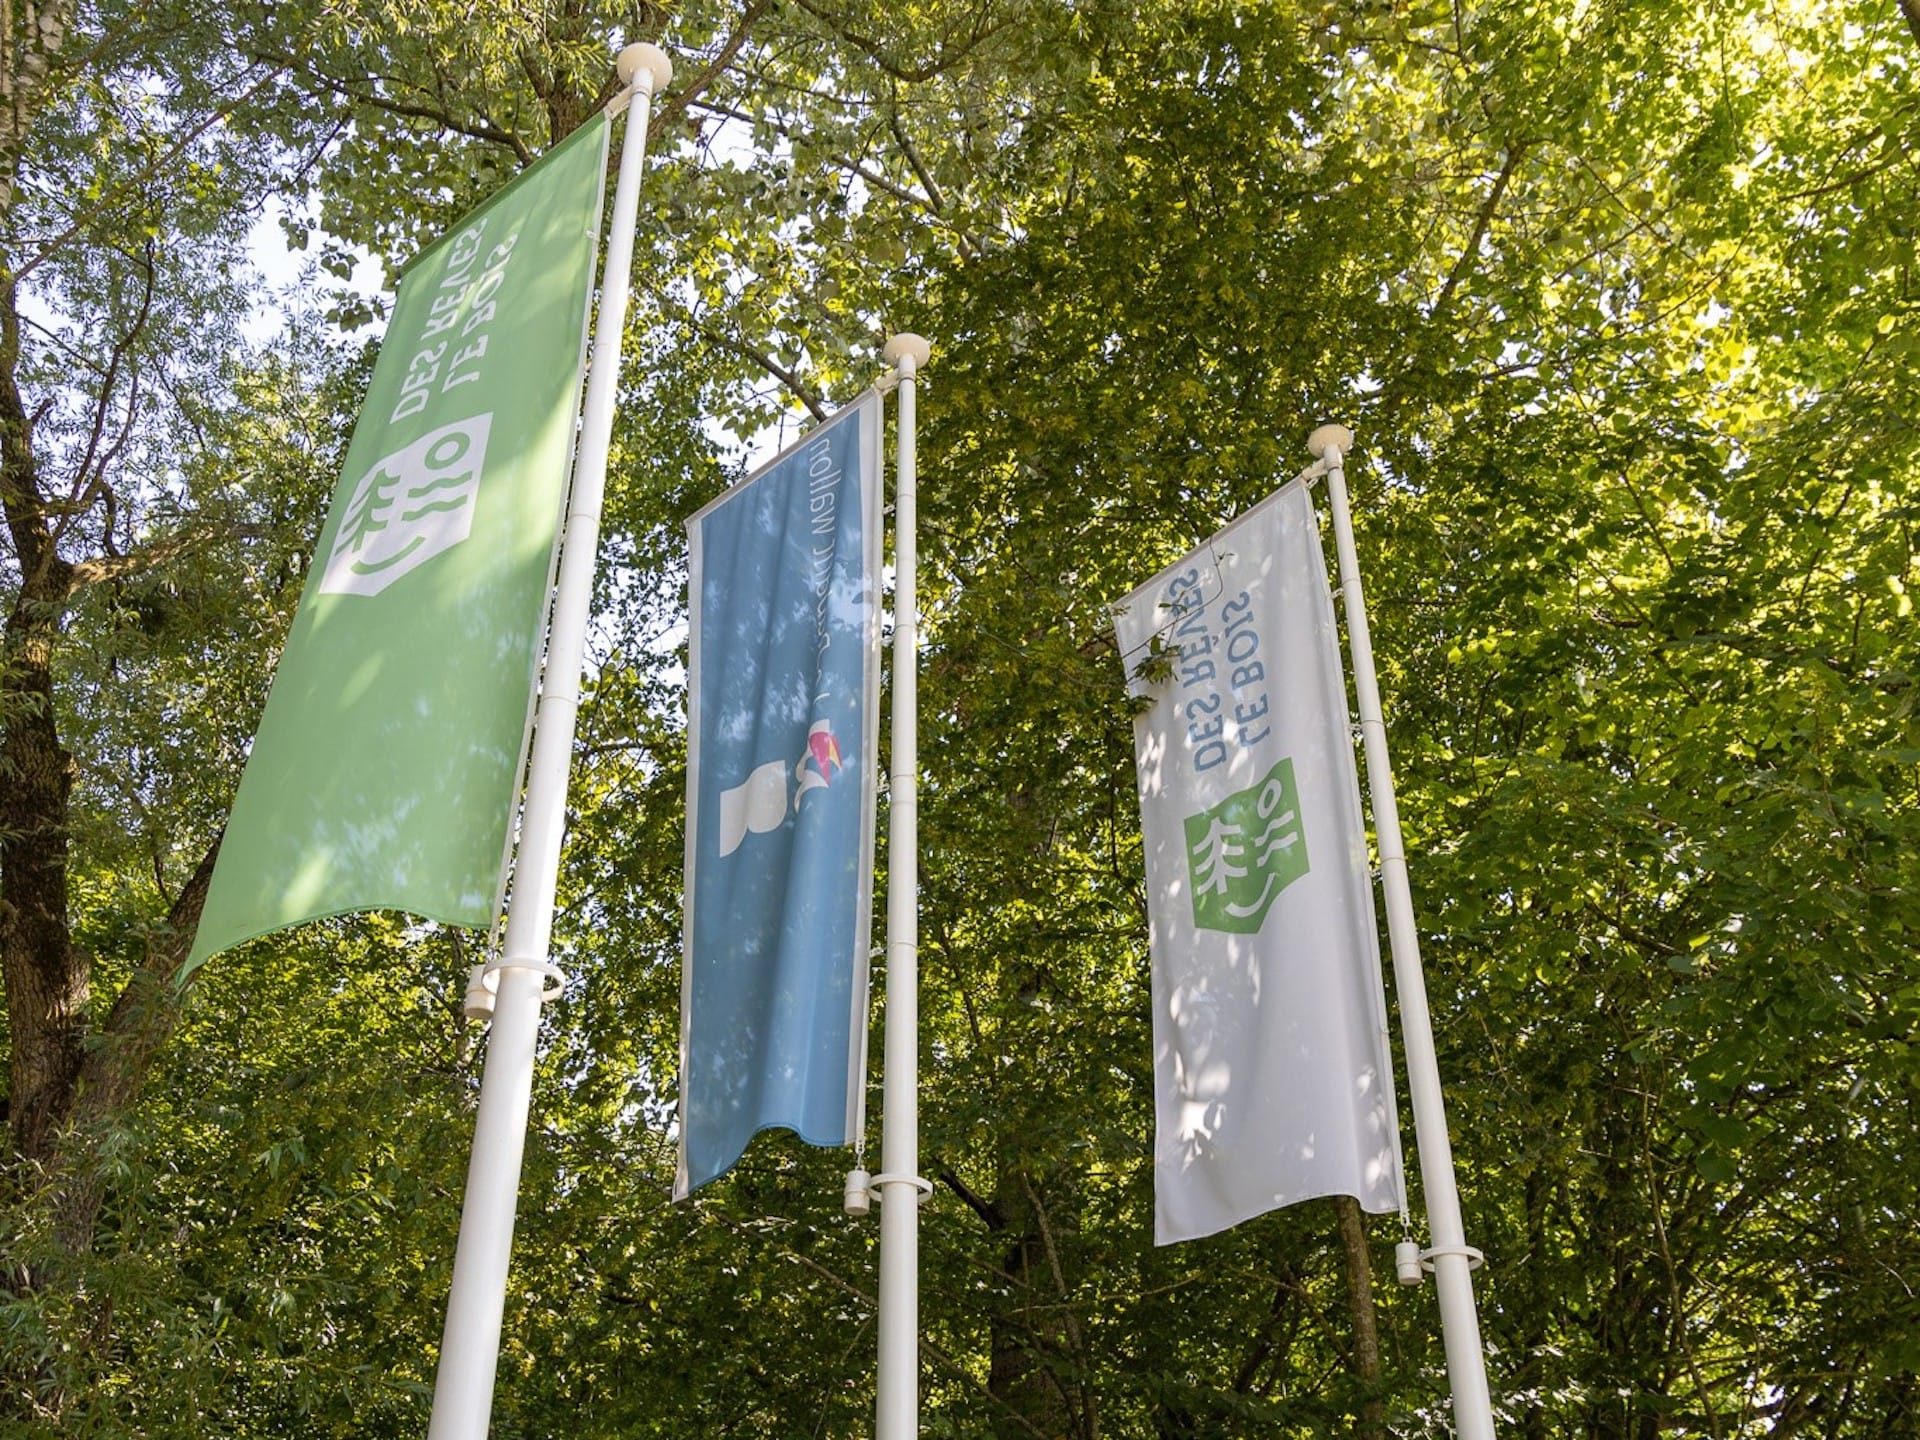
<box><xmin>1113</xmin><ymin>480</ymin><xmax>1405</xmax><ymax>1245</ymax></box>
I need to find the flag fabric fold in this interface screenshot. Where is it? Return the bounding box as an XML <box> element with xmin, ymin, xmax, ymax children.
<box><xmin>1113</xmin><ymin>479</ymin><xmax>1406</xmax><ymax>1245</ymax></box>
<box><xmin>678</xmin><ymin>392</ymin><xmax>883</xmax><ymax>1198</ymax></box>
<box><xmin>189</xmin><ymin>113</ymin><xmax>612</xmax><ymax>971</ymax></box>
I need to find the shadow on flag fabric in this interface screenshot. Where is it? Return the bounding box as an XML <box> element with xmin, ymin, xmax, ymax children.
<box><xmin>187</xmin><ymin>114</ymin><xmax>611</xmax><ymax>972</ymax></box>
<box><xmin>678</xmin><ymin>391</ymin><xmax>882</xmax><ymax>1199</ymax></box>
<box><xmin>1112</xmin><ymin>479</ymin><xmax>1407</xmax><ymax>1245</ymax></box>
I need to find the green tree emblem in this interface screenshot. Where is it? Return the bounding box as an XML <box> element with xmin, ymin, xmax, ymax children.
<box><xmin>1184</xmin><ymin>758</ymin><xmax>1308</xmax><ymax>933</ymax></box>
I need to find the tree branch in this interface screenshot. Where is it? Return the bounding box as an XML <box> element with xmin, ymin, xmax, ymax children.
<box><xmin>1430</xmin><ymin>142</ymin><xmax>1527</xmax><ymax>326</ymax></box>
<box><xmin>888</xmin><ymin>103</ymin><xmax>947</xmax><ymax>217</ymax></box>
<box><xmin>49</xmin><ymin>241</ymin><xmax>156</xmax><ymax>560</ymax></box>
<box><xmin>786</xmin><ymin>0</ymin><xmax>1014</xmax><ymax>84</ymax></box>
<box><xmin>936</xmin><ymin>1160</ymin><xmax>1006</xmax><ymax>1228</ymax></box>
<box><xmin>67</xmin><ymin>522</ymin><xmax>269</xmax><ymax>594</ymax></box>
<box><xmin>647</xmin><ymin>0</ymin><xmax>771</xmax><ymax>142</ymax></box>
<box><xmin>14</xmin><ymin>65</ymin><xmax>286</xmax><ymax>283</ymax></box>
<box><xmin>695</xmin><ymin>323</ymin><xmax>828</xmax><ymax>420</ymax></box>
<box><xmin>257</xmin><ymin>53</ymin><xmax>533</xmax><ymax>165</ymax></box>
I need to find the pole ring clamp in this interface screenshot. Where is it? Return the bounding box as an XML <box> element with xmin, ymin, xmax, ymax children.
<box><xmin>483</xmin><ymin>955</ymin><xmax>569</xmax><ymax>1001</ymax></box>
<box><xmin>1419</xmin><ymin>1244</ymin><xmax>1485</xmax><ymax>1272</ymax></box>
<box><xmin>868</xmin><ymin>1172</ymin><xmax>934</xmax><ymax>1207</ymax></box>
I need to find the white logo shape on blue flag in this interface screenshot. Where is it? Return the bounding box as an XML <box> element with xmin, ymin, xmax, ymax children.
<box><xmin>716</xmin><ymin>719</ymin><xmax>848</xmax><ymax>857</ymax></box>
<box><xmin>678</xmin><ymin>392</ymin><xmax>882</xmax><ymax>1199</ymax></box>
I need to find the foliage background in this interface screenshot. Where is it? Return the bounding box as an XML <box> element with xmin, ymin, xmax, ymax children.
<box><xmin>1</xmin><ymin>0</ymin><xmax>1915</xmax><ymax>1435</ymax></box>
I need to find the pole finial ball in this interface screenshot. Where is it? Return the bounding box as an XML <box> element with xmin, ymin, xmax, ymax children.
<box><xmin>617</xmin><ymin>43</ymin><xmax>672</xmax><ymax>95</ymax></box>
<box><xmin>1307</xmin><ymin>423</ymin><xmax>1354</xmax><ymax>461</ymax></box>
<box><xmin>884</xmin><ymin>334</ymin><xmax>933</xmax><ymax>371</ymax></box>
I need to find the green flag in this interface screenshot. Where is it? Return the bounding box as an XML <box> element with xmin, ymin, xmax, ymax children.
<box><xmin>189</xmin><ymin>114</ymin><xmax>611</xmax><ymax>971</ymax></box>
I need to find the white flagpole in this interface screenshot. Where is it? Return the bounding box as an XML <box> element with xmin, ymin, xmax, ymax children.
<box><xmin>427</xmin><ymin>44</ymin><xmax>670</xmax><ymax>1440</ymax></box>
<box><xmin>875</xmin><ymin>332</ymin><xmax>932</xmax><ymax>1440</ymax></box>
<box><xmin>1308</xmin><ymin>424</ymin><xmax>1498</xmax><ymax>1440</ymax></box>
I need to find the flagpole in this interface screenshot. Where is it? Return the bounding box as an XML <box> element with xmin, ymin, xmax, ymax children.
<box><xmin>875</xmin><ymin>331</ymin><xmax>932</xmax><ymax>1440</ymax></box>
<box><xmin>426</xmin><ymin>44</ymin><xmax>670</xmax><ymax>1440</ymax></box>
<box><xmin>1308</xmin><ymin>424</ymin><xmax>1498</xmax><ymax>1440</ymax></box>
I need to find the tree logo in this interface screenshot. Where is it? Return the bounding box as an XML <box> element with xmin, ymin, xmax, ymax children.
<box><xmin>319</xmin><ymin>415</ymin><xmax>492</xmax><ymax>597</ymax></box>
<box><xmin>1184</xmin><ymin>758</ymin><xmax>1308</xmax><ymax>933</ymax></box>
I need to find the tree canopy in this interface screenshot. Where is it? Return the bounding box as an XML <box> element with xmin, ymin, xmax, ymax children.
<box><xmin>2</xmin><ymin>0</ymin><xmax>1915</xmax><ymax>1435</ymax></box>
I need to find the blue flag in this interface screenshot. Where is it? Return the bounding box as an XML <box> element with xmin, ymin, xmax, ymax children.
<box><xmin>678</xmin><ymin>393</ymin><xmax>882</xmax><ymax>1198</ymax></box>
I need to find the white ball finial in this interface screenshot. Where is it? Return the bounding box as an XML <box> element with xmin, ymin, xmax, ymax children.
<box><xmin>1307</xmin><ymin>423</ymin><xmax>1354</xmax><ymax>461</ymax></box>
<box><xmin>617</xmin><ymin>43</ymin><xmax>672</xmax><ymax>96</ymax></box>
<box><xmin>884</xmin><ymin>333</ymin><xmax>933</xmax><ymax>373</ymax></box>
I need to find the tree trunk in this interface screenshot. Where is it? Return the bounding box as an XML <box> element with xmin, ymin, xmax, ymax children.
<box><xmin>1</xmin><ymin>274</ymin><xmax>84</xmax><ymax>1174</ymax></box>
<box><xmin>0</xmin><ymin>617</ymin><xmax>83</xmax><ymax>1170</ymax></box>
<box><xmin>1333</xmin><ymin>1194</ymin><xmax>1387</xmax><ymax>1438</ymax></box>
<box><xmin>987</xmin><ymin>1164</ymin><xmax>1094</xmax><ymax>1439</ymax></box>
<box><xmin>50</xmin><ymin>835</ymin><xmax>219</xmax><ymax>1249</ymax></box>
<box><xmin>2</xmin><ymin>261</ymin><xmax>220</xmax><ymax>1256</ymax></box>
<box><xmin>0</xmin><ymin>0</ymin><xmax>80</xmax><ymax>223</ymax></box>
